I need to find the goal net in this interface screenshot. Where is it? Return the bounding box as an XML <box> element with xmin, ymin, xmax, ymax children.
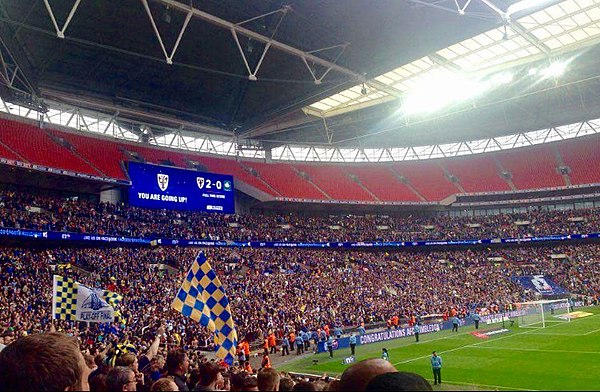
<box><xmin>513</xmin><ymin>299</ymin><xmax>571</xmax><ymax>328</ymax></box>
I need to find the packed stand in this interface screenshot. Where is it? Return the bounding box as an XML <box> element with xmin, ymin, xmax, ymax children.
<box><xmin>2</xmin><ymin>190</ymin><xmax>600</xmax><ymax>242</ymax></box>
<box><xmin>2</xmin><ymin>244</ymin><xmax>600</xmax><ymax>358</ymax></box>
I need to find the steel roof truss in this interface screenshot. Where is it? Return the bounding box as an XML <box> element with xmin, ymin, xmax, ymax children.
<box><xmin>43</xmin><ymin>0</ymin><xmax>82</xmax><ymax>39</ymax></box>
<box><xmin>140</xmin><ymin>0</ymin><xmax>193</xmax><ymax>65</ymax></box>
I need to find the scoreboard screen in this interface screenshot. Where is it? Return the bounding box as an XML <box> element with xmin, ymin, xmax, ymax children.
<box><xmin>128</xmin><ymin>161</ymin><xmax>234</xmax><ymax>214</ymax></box>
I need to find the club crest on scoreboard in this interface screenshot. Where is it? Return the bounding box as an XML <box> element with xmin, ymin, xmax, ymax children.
<box><xmin>157</xmin><ymin>173</ymin><xmax>169</xmax><ymax>191</ymax></box>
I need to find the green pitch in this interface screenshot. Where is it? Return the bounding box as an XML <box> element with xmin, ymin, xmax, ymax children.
<box><xmin>279</xmin><ymin>307</ymin><xmax>600</xmax><ymax>391</ymax></box>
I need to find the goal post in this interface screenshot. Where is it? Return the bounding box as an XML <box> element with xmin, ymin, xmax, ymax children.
<box><xmin>513</xmin><ymin>299</ymin><xmax>571</xmax><ymax>328</ymax></box>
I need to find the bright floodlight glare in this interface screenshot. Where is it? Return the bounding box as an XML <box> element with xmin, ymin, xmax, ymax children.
<box><xmin>540</xmin><ymin>62</ymin><xmax>567</xmax><ymax>78</ymax></box>
<box><xmin>401</xmin><ymin>71</ymin><xmax>514</xmax><ymax>115</ymax></box>
<box><xmin>506</xmin><ymin>0</ymin><xmax>555</xmax><ymax>16</ymax></box>
<box><xmin>402</xmin><ymin>72</ymin><xmax>485</xmax><ymax>115</ymax></box>
<box><xmin>488</xmin><ymin>72</ymin><xmax>513</xmax><ymax>86</ymax></box>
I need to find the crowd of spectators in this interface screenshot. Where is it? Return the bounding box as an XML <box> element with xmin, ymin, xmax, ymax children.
<box><xmin>2</xmin><ymin>190</ymin><xmax>600</xmax><ymax>242</ymax></box>
<box><xmin>0</xmin><ymin>328</ymin><xmax>430</xmax><ymax>391</ymax></box>
<box><xmin>2</xmin><ymin>243</ymin><xmax>599</xmax><ymax>361</ymax></box>
<box><xmin>2</xmin><ymin>190</ymin><xmax>600</xmax><ymax>391</ymax></box>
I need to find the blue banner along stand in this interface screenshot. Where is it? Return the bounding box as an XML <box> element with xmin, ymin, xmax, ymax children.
<box><xmin>1</xmin><ymin>227</ymin><xmax>598</xmax><ymax>248</ymax></box>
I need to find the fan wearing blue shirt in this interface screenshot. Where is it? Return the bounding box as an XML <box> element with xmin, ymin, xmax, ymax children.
<box><xmin>349</xmin><ymin>333</ymin><xmax>357</xmax><ymax>355</ymax></box>
<box><xmin>431</xmin><ymin>351</ymin><xmax>442</xmax><ymax>385</ymax></box>
<box><xmin>452</xmin><ymin>316</ymin><xmax>460</xmax><ymax>332</ymax></box>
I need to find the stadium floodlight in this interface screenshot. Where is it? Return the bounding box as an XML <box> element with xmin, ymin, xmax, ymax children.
<box><xmin>487</xmin><ymin>72</ymin><xmax>513</xmax><ymax>86</ymax></box>
<box><xmin>539</xmin><ymin>62</ymin><xmax>568</xmax><ymax>78</ymax></box>
<box><xmin>401</xmin><ymin>71</ymin><xmax>512</xmax><ymax>115</ymax></box>
<box><xmin>506</xmin><ymin>0</ymin><xmax>556</xmax><ymax>17</ymax></box>
<box><xmin>402</xmin><ymin>71</ymin><xmax>482</xmax><ymax>115</ymax></box>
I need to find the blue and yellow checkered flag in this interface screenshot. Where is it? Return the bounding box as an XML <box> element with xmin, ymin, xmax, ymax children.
<box><xmin>103</xmin><ymin>290</ymin><xmax>126</xmax><ymax>324</ymax></box>
<box><xmin>52</xmin><ymin>275</ymin><xmax>123</xmax><ymax>323</ymax></box>
<box><xmin>172</xmin><ymin>252</ymin><xmax>238</xmax><ymax>365</ymax></box>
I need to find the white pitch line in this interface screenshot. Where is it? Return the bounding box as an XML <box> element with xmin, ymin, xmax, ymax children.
<box><xmin>583</xmin><ymin>326</ymin><xmax>600</xmax><ymax>336</ymax></box>
<box><xmin>393</xmin><ymin>314</ymin><xmax>600</xmax><ymax>366</ymax></box>
<box><xmin>424</xmin><ymin>378</ymin><xmax>537</xmax><ymax>391</ymax></box>
<box><xmin>470</xmin><ymin>346</ymin><xmax>600</xmax><ymax>355</ymax></box>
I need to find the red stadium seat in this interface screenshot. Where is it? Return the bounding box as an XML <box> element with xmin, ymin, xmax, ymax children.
<box><xmin>3</xmin><ymin>117</ymin><xmax>600</xmax><ymax>200</ymax></box>
<box><xmin>293</xmin><ymin>164</ymin><xmax>375</xmax><ymax>201</ymax></box>
<box><xmin>443</xmin><ymin>155</ymin><xmax>510</xmax><ymax>193</ymax></box>
<box><xmin>392</xmin><ymin>161</ymin><xmax>458</xmax><ymax>201</ymax></box>
<box><xmin>248</xmin><ymin>162</ymin><xmax>326</xmax><ymax>199</ymax></box>
<box><xmin>495</xmin><ymin>145</ymin><xmax>563</xmax><ymax>189</ymax></box>
<box><xmin>0</xmin><ymin>118</ymin><xmax>99</xmax><ymax>176</ymax></box>
<box><xmin>345</xmin><ymin>165</ymin><xmax>421</xmax><ymax>201</ymax></box>
<box><xmin>49</xmin><ymin>129</ymin><xmax>128</xmax><ymax>179</ymax></box>
<box><xmin>557</xmin><ymin>136</ymin><xmax>600</xmax><ymax>185</ymax></box>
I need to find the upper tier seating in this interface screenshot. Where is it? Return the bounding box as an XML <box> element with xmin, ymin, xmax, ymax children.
<box><xmin>0</xmin><ymin>140</ymin><xmax>21</xmax><ymax>161</ymax></box>
<box><xmin>345</xmin><ymin>165</ymin><xmax>421</xmax><ymax>201</ymax></box>
<box><xmin>557</xmin><ymin>136</ymin><xmax>600</xmax><ymax>185</ymax></box>
<box><xmin>193</xmin><ymin>155</ymin><xmax>275</xmax><ymax>195</ymax></box>
<box><xmin>294</xmin><ymin>164</ymin><xmax>375</xmax><ymax>201</ymax></box>
<box><xmin>495</xmin><ymin>145</ymin><xmax>564</xmax><ymax>189</ymax></box>
<box><xmin>443</xmin><ymin>155</ymin><xmax>510</xmax><ymax>193</ymax></box>
<box><xmin>48</xmin><ymin>129</ymin><xmax>128</xmax><ymax>179</ymax></box>
<box><xmin>2</xmin><ymin>116</ymin><xmax>600</xmax><ymax>201</ymax></box>
<box><xmin>392</xmin><ymin>161</ymin><xmax>459</xmax><ymax>201</ymax></box>
<box><xmin>0</xmin><ymin>118</ymin><xmax>99</xmax><ymax>176</ymax></box>
<box><xmin>247</xmin><ymin>162</ymin><xmax>326</xmax><ymax>199</ymax></box>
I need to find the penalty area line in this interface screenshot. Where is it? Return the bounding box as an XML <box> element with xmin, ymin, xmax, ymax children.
<box><xmin>393</xmin><ymin>315</ymin><xmax>597</xmax><ymax>366</ymax></box>
<box><xmin>470</xmin><ymin>346</ymin><xmax>600</xmax><ymax>355</ymax></box>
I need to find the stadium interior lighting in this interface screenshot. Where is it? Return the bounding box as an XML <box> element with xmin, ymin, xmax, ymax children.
<box><xmin>506</xmin><ymin>0</ymin><xmax>556</xmax><ymax>17</ymax></box>
<box><xmin>539</xmin><ymin>61</ymin><xmax>568</xmax><ymax>78</ymax></box>
<box><xmin>401</xmin><ymin>71</ymin><xmax>513</xmax><ymax>115</ymax></box>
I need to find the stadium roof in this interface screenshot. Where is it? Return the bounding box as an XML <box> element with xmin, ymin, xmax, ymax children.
<box><xmin>1</xmin><ymin>0</ymin><xmax>600</xmax><ymax>149</ymax></box>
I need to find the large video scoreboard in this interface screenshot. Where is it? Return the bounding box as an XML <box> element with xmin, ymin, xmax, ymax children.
<box><xmin>128</xmin><ymin>162</ymin><xmax>234</xmax><ymax>214</ymax></box>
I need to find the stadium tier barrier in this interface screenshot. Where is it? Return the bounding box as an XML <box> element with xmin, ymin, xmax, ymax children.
<box><xmin>1</xmin><ymin>226</ymin><xmax>599</xmax><ymax>248</ymax></box>
<box><xmin>314</xmin><ymin>301</ymin><xmax>585</xmax><ymax>353</ymax></box>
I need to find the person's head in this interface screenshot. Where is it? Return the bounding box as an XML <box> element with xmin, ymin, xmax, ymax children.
<box><xmin>291</xmin><ymin>381</ymin><xmax>316</xmax><ymax>391</ymax></box>
<box><xmin>89</xmin><ymin>363</ymin><xmax>111</xmax><ymax>392</ymax></box>
<box><xmin>432</xmin><ymin>351</ymin><xmax>437</xmax><ymax>357</ymax></box>
<box><xmin>196</xmin><ymin>361</ymin><xmax>223</xmax><ymax>388</ymax></box>
<box><xmin>106</xmin><ymin>366</ymin><xmax>137</xmax><ymax>391</ymax></box>
<box><xmin>230</xmin><ymin>372</ymin><xmax>247</xmax><ymax>391</ymax></box>
<box><xmin>328</xmin><ymin>380</ymin><xmax>340</xmax><ymax>391</ymax></box>
<box><xmin>338</xmin><ymin>358</ymin><xmax>397</xmax><ymax>392</ymax></box>
<box><xmin>382</xmin><ymin>348</ymin><xmax>388</xmax><ymax>353</ymax></box>
<box><xmin>278</xmin><ymin>377</ymin><xmax>295</xmax><ymax>392</ymax></box>
<box><xmin>150</xmin><ymin>377</ymin><xmax>179</xmax><ymax>391</ymax></box>
<box><xmin>311</xmin><ymin>380</ymin><xmax>328</xmax><ymax>391</ymax></box>
<box><xmin>166</xmin><ymin>349</ymin><xmax>189</xmax><ymax>376</ymax></box>
<box><xmin>116</xmin><ymin>353</ymin><xmax>139</xmax><ymax>372</ymax></box>
<box><xmin>95</xmin><ymin>354</ymin><xmax>107</xmax><ymax>368</ymax></box>
<box><xmin>0</xmin><ymin>332</ymin><xmax>90</xmax><ymax>391</ymax></box>
<box><xmin>85</xmin><ymin>354</ymin><xmax>97</xmax><ymax>370</ymax></box>
<box><xmin>155</xmin><ymin>354</ymin><xmax>166</xmax><ymax>369</ymax></box>
<box><xmin>242</xmin><ymin>374</ymin><xmax>259</xmax><ymax>391</ymax></box>
<box><xmin>365</xmin><ymin>372</ymin><xmax>432</xmax><ymax>391</ymax></box>
<box><xmin>89</xmin><ymin>373</ymin><xmax>108</xmax><ymax>392</ymax></box>
<box><xmin>258</xmin><ymin>368</ymin><xmax>281</xmax><ymax>391</ymax></box>
<box><xmin>1</xmin><ymin>330</ymin><xmax>15</xmax><ymax>346</ymax></box>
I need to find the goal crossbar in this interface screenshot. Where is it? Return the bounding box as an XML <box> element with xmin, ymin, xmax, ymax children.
<box><xmin>513</xmin><ymin>299</ymin><xmax>571</xmax><ymax>328</ymax></box>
